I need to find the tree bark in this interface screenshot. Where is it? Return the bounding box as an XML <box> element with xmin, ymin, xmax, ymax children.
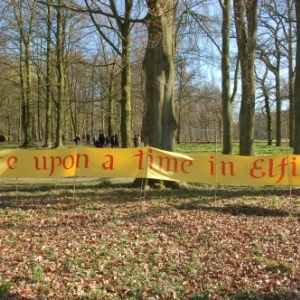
<box><xmin>44</xmin><ymin>2</ymin><xmax>52</xmax><ymax>148</ymax></box>
<box><xmin>138</xmin><ymin>0</ymin><xmax>178</xmax><ymax>189</ymax></box>
<box><xmin>220</xmin><ymin>0</ymin><xmax>233</xmax><ymax>154</ymax></box>
<box><xmin>234</xmin><ymin>0</ymin><xmax>258</xmax><ymax>156</ymax></box>
<box><xmin>287</xmin><ymin>0</ymin><xmax>295</xmax><ymax>147</ymax></box>
<box><xmin>15</xmin><ymin>0</ymin><xmax>36</xmax><ymax>147</ymax></box>
<box><xmin>54</xmin><ymin>0</ymin><xmax>65</xmax><ymax>148</ymax></box>
<box><xmin>120</xmin><ymin>22</ymin><xmax>132</xmax><ymax>148</ymax></box>
<box><xmin>143</xmin><ymin>0</ymin><xmax>177</xmax><ymax>151</ymax></box>
<box><xmin>293</xmin><ymin>1</ymin><xmax>300</xmax><ymax>154</ymax></box>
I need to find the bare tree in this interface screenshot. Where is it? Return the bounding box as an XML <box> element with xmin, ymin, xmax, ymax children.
<box><xmin>44</xmin><ymin>1</ymin><xmax>53</xmax><ymax>147</ymax></box>
<box><xmin>286</xmin><ymin>0</ymin><xmax>296</xmax><ymax>147</ymax></box>
<box><xmin>13</xmin><ymin>0</ymin><xmax>38</xmax><ymax>147</ymax></box>
<box><xmin>234</xmin><ymin>0</ymin><xmax>258</xmax><ymax>156</ymax></box>
<box><xmin>256</xmin><ymin>0</ymin><xmax>296</xmax><ymax>148</ymax></box>
<box><xmin>220</xmin><ymin>0</ymin><xmax>238</xmax><ymax>154</ymax></box>
<box><xmin>180</xmin><ymin>0</ymin><xmax>239</xmax><ymax>154</ymax></box>
<box><xmin>54</xmin><ymin>0</ymin><xmax>66</xmax><ymax>147</ymax></box>
<box><xmin>83</xmin><ymin>0</ymin><xmax>135</xmax><ymax>147</ymax></box>
<box><xmin>255</xmin><ymin>67</ymin><xmax>273</xmax><ymax>145</ymax></box>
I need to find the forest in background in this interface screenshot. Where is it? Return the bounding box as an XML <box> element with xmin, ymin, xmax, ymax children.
<box><xmin>0</xmin><ymin>0</ymin><xmax>298</xmax><ymax>154</ymax></box>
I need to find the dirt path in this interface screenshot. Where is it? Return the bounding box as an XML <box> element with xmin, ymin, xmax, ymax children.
<box><xmin>0</xmin><ymin>177</ymin><xmax>134</xmax><ymax>184</ymax></box>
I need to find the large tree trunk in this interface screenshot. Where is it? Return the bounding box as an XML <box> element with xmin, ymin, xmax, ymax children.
<box><xmin>293</xmin><ymin>1</ymin><xmax>300</xmax><ymax>154</ymax></box>
<box><xmin>221</xmin><ymin>0</ymin><xmax>233</xmax><ymax>154</ymax></box>
<box><xmin>23</xmin><ymin>39</ymin><xmax>33</xmax><ymax>147</ymax></box>
<box><xmin>137</xmin><ymin>0</ymin><xmax>179</xmax><ymax>189</ymax></box>
<box><xmin>142</xmin><ymin>0</ymin><xmax>177</xmax><ymax>151</ymax></box>
<box><xmin>120</xmin><ymin>30</ymin><xmax>132</xmax><ymax>148</ymax></box>
<box><xmin>234</xmin><ymin>0</ymin><xmax>258</xmax><ymax>156</ymax></box>
<box><xmin>107</xmin><ymin>73</ymin><xmax>115</xmax><ymax>138</ymax></box>
<box><xmin>275</xmin><ymin>64</ymin><xmax>281</xmax><ymax>146</ymax></box>
<box><xmin>15</xmin><ymin>1</ymin><xmax>36</xmax><ymax>147</ymax></box>
<box><xmin>44</xmin><ymin>2</ymin><xmax>52</xmax><ymax>148</ymax></box>
<box><xmin>108</xmin><ymin>0</ymin><xmax>133</xmax><ymax>148</ymax></box>
<box><xmin>288</xmin><ymin>0</ymin><xmax>295</xmax><ymax>147</ymax></box>
<box><xmin>54</xmin><ymin>1</ymin><xmax>65</xmax><ymax>148</ymax></box>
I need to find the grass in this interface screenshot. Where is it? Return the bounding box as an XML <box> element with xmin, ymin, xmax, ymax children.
<box><xmin>0</xmin><ymin>178</ymin><xmax>299</xmax><ymax>299</ymax></box>
<box><xmin>0</xmin><ymin>140</ymin><xmax>294</xmax><ymax>156</ymax></box>
<box><xmin>0</xmin><ymin>143</ymin><xmax>299</xmax><ymax>299</ymax></box>
<box><xmin>175</xmin><ymin>142</ymin><xmax>293</xmax><ymax>155</ymax></box>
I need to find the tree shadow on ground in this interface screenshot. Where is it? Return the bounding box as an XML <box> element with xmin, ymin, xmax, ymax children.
<box><xmin>0</xmin><ymin>181</ymin><xmax>299</xmax><ymax>217</ymax></box>
<box><xmin>173</xmin><ymin>202</ymin><xmax>300</xmax><ymax>217</ymax></box>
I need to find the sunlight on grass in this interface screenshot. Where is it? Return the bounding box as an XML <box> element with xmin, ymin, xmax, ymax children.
<box><xmin>175</xmin><ymin>142</ymin><xmax>293</xmax><ymax>155</ymax></box>
<box><xmin>0</xmin><ymin>181</ymin><xmax>299</xmax><ymax>299</ymax></box>
<box><xmin>0</xmin><ymin>143</ymin><xmax>299</xmax><ymax>299</ymax></box>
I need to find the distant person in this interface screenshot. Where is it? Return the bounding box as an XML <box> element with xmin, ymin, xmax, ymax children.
<box><xmin>98</xmin><ymin>130</ymin><xmax>105</xmax><ymax>148</ymax></box>
<box><xmin>114</xmin><ymin>133</ymin><xmax>119</xmax><ymax>147</ymax></box>
<box><xmin>74</xmin><ymin>134</ymin><xmax>81</xmax><ymax>146</ymax></box>
<box><xmin>105</xmin><ymin>135</ymin><xmax>110</xmax><ymax>147</ymax></box>
<box><xmin>110</xmin><ymin>135</ymin><xmax>115</xmax><ymax>148</ymax></box>
<box><xmin>86</xmin><ymin>133</ymin><xmax>91</xmax><ymax>145</ymax></box>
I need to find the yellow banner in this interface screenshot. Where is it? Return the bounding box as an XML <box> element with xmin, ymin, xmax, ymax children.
<box><xmin>0</xmin><ymin>146</ymin><xmax>299</xmax><ymax>186</ymax></box>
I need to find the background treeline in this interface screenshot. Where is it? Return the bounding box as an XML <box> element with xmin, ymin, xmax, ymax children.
<box><xmin>0</xmin><ymin>0</ymin><xmax>296</xmax><ymax>153</ymax></box>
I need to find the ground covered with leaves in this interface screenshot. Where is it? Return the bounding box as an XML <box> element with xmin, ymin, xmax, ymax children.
<box><xmin>0</xmin><ymin>179</ymin><xmax>300</xmax><ymax>300</ymax></box>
